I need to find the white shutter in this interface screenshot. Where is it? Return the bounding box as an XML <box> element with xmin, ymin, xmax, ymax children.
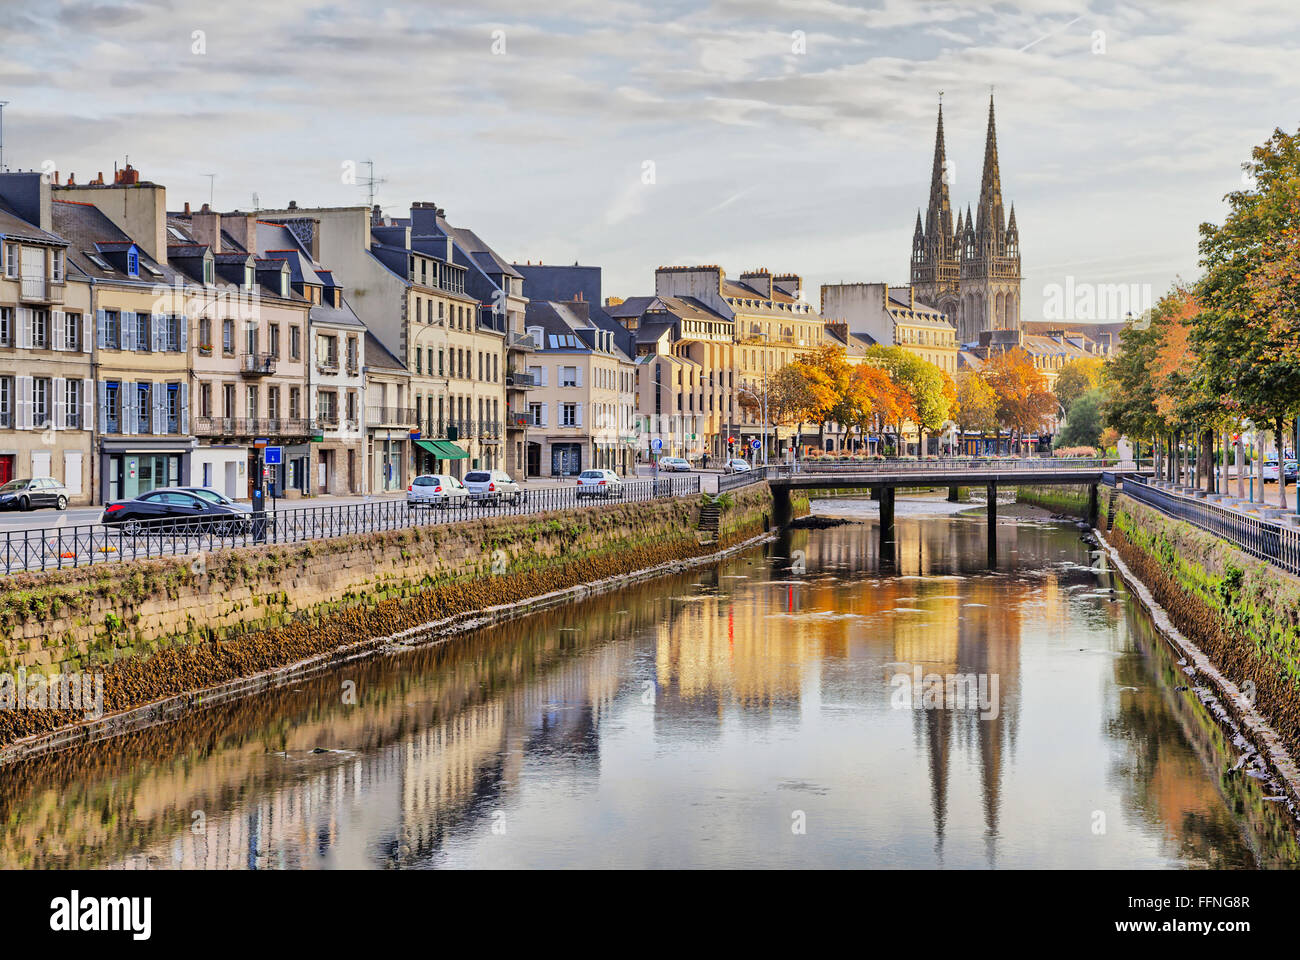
<box><xmin>541</xmin><ymin>365</ymin><xmax>549</xmax><ymax>386</ymax></box>
<box><xmin>540</xmin><ymin>402</ymin><xmax>548</xmax><ymax>428</ymax></box>
<box><xmin>153</xmin><ymin>381</ymin><xmax>165</xmax><ymax>434</ymax></box>
<box><xmin>179</xmin><ymin>315</ymin><xmax>188</xmax><ymax>352</ymax></box>
<box><xmin>152</xmin><ymin>314</ymin><xmax>165</xmax><ymax>353</ymax></box>
<box><xmin>16</xmin><ymin>377</ymin><xmax>32</xmax><ymax>430</ymax></box>
<box><xmin>122</xmin><ymin>311</ymin><xmax>135</xmax><ymax>351</ymax></box>
<box><xmin>575</xmin><ymin>366</ymin><xmax>583</xmax><ymax>387</ymax></box>
<box><xmin>96</xmin><ymin>310</ymin><xmax>107</xmax><ymax>349</ymax></box>
<box><xmin>83</xmin><ymin>379</ymin><xmax>94</xmax><ymax>431</ymax></box>
<box><xmin>16</xmin><ymin>308</ymin><xmax>32</xmax><ymax>349</ymax></box>
<box><xmin>97</xmin><ymin>381</ymin><xmax>108</xmax><ymax>432</ymax></box>
<box><xmin>82</xmin><ymin>312</ymin><xmax>93</xmax><ymax>353</ymax></box>
<box><xmin>53</xmin><ymin>310</ymin><xmax>66</xmax><ymax>350</ymax></box>
<box><xmin>180</xmin><ymin>382</ymin><xmax>189</xmax><ymax>434</ymax></box>
<box><xmin>123</xmin><ymin>383</ymin><xmax>137</xmax><ymax>436</ymax></box>
<box><xmin>575</xmin><ymin>403</ymin><xmax>583</xmax><ymax>428</ymax></box>
<box><xmin>53</xmin><ymin>377</ymin><xmax>66</xmax><ymax>429</ymax></box>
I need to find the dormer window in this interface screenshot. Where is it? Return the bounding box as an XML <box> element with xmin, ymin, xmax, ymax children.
<box><xmin>244</xmin><ymin>264</ymin><xmax>255</xmax><ymax>289</ymax></box>
<box><xmin>126</xmin><ymin>248</ymin><xmax>140</xmax><ymax>277</ymax></box>
<box><xmin>280</xmin><ymin>271</ymin><xmax>289</xmax><ymax>298</ymax></box>
<box><xmin>203</xmin><ymin>258</ymin><xmax>214</xmax><ymax>285</ymax></box>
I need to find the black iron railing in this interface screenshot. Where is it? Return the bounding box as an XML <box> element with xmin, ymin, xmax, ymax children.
<box><xmin>0</xmin><ymin>474</ymin><xmax>701</xmax><ymax>575</ymax></box>
<box><xmin>1121</xmin><ymin>475</ymin><xmax>1300</xmax><ymax>576</ymax></box>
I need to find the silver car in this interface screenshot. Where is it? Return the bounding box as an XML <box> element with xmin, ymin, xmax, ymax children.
<box><xmin>407</xmin><ymin>474</ymin><xmax>469</xmax><ymax>509</ymax></box>
<box><xmin>576</xmin><ymin>469</ymin><xmax>624</xmax><ymax>499</ymax></box>
<box><xmin>463</xmin><ymin>469</ymin><xmax>525</xmax><ymax>505</ymax></box>
<box><xmin>658</xmin><ymin>456</ymin><xmax>692</xmax><ymax>472</ymax></box>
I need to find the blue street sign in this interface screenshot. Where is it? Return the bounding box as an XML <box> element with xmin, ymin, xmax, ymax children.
<box><xmin>750</xmin><ymin>439</ymin><xmax>761</xmax><ymax>451</ymax></box>
<box><xmin>651</xmin><ymin>438</ymin><xmax>663</xmax><ymax>451</ymax></box>
<box><xmin>264</xmin><ymin>446</ymin><xmax>282</xmax><ymax>465</ymax></box>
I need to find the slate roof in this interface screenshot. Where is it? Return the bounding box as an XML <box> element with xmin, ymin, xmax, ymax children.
<box><xmin>0</xmin><ymin>198</ymin><xmax>62</xmax><ymax>244</ymax></box>
<box><xmin>364</xmin><ymin>330</ymin><xmax>408</xmax><ymax>373</ymax></box>
<box><xmin>51</xmin><ymin>199</ymin><xmax>181</xmax><ymax>285</ymax></box>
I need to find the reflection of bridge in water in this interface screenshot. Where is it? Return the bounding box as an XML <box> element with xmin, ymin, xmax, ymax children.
<box><xmin>764</xmin><ymin>459</ymin><xmax>1151</xmax><ymax>565</ymax></box>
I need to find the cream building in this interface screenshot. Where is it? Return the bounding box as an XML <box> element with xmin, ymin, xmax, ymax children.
<box><xmin>522</xmin><ymin>298</ymin><xmax>636</xmax><ymax>477</ymax></box>
<box><xmin>0</xmin><ymin>173</ymin><xmax>95</xmax><ymax>501</ymax></box>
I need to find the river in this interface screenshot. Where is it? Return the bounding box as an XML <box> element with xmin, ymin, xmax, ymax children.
<box><xmin>3</xmin><ymin>496</ymin><xmax>1297</xmax><ymax>869</ymax></box>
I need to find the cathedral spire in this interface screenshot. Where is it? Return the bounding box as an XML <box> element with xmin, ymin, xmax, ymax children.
<box><xmin>976</xmin><ymin>93</ymin><xmax>1005</xmax><ymax>242</ymax></box>
<box><xmin>924</xmin><ymin>101</ymin><xmax>954</xmax><ymax>251</ymax></box>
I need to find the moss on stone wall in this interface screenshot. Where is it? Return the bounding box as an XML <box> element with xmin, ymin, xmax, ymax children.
<box><xmin>0</xmin><ymin>486</ymin><xmax>773</xmax><ymax>748</ymax></box>
<box><xmin>1103</xmin><ymin>492</ymin><xmax>1300</xmax><ymax>751</ymax></box>
<box><xmin>1014</xmin><ymin>484</ymin><xmax>1090</xmax><ymax>517</ymax></box>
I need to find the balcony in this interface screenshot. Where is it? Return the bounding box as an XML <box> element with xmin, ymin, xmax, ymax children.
<box><xmin>18</xmin><ymin>276</ymin><xmax>64</xmax><ymax>304</ymax></box>
<box><xmin>241</xmin><ymin>353</ymin><xmax>277</xmax><ymax>377</ymax></box>
<box><xmin>192</xmin><ymin>417</ymin><xmax>317</xmax><ymax>438</ymax></box>
<box><xmin>507</xmin><ymin>332</ymin><xmax>537</xmax><ymax>352</ymax></box>
<box><xmin>366</xmin><ymin>406</ymin><xmax>417</xmax><ymax>428</ymax></box>
<box><xmin>507</xmin><ymin>409</ymin><xmax>534</xmax><ymax>427</ymax></box>
<box><xmin>477</xmin><ymin>420</ymin><xmax>503</xmax><ymax>440</ymax></box>
<box><xmin>435</xmin><ymin>418</ymin><xmax>475</xmax><ymax>440</ymax></box>
<box><xmin>505</xmin><ymin>371</ymin><xmax>536</xmax><ymax>389</ymax></box>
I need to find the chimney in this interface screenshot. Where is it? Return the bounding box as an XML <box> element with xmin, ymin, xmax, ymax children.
<box><xmin>190</xmin><ymin>206</ymin><xmax>223</xmax><ymax>254</ymax></box>
<box><xmin>183</xmin><ymin>201</ymin><xmax>191</xmax><ymax>215</ymax></box>
<box><xmin>288</xmin><ymin>200</ymin><xmax>297</xmax><ymax>210</ymax></box>
<box><xmin>66</xmin><ymin>173</ymin><xmax>75</xmax><ymax>185</ymax></box>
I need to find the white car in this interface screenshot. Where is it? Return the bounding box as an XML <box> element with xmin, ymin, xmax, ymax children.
<box><xmin>463</xmin><ymin>469</ymin><xmax>525</xmax><ymax>505</ymax></box>
<box><xmin>576</xmin><ymin>469</ymin><xmax>624</xmax><ymax>499</ymax></box>
<box><xmin>725</xmin><ymin>458</ymin><xmax>751</xmax><ymax>473</ymax></box>
<box><xmin>658</xmin><ymin>456</ymin><xmax>692</xmax><ymax>472</ymax></box>
<box><xmin>407</xmin><ymin>474</ymin><xmax>469</xmax><ymax>509</ymax></box>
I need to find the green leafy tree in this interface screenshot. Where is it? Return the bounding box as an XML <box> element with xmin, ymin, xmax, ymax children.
<box><xmin>1056</xmin><ymin>387</ymin><xmax>1105</xmax><ymax>448</ymax></box>
<box><xmin>1054</xmin><ymin>357</ymin><xmax>1104</xmax><ymax>413</ymax></box>
<box><xmin>864</xmin><ymin>345</ymin><xmax>951</xmax><ymax>455</ymax></box>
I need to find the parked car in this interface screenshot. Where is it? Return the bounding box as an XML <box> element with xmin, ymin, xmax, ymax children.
<box><xmin>0</xmin><ymin>477</ymin><xmax>70</xmax><ymax>511</ymax></box>
<box><xmin>1287</xmin><ymin>460</ymin><xmax>1299</xmax><ymax>483</ymax></box>
<box><xmin>657</xmin><ymin>456</ymin><xmax>692</xmax><ymax>472</ymax></box>
<box><xmin>576</xmin><ymin>469</ymin><xmax>624</xmax><ymax>498</ymax></box>
<box><xmin>463</xmin><ymin>469</ymin><xmax>525</xmax><ymax>505</ymax></box>
<box><xmin>724</xmin><ymin>458</ymin><xmax>751</xmax><ymax>473</ymax></box>
<box><xmin>1263</xmin><ymin>459</ymin><xmax>1287</xmax><ymax>481</ymax></box>
<box><xmin>407</xmin><ymin>474</ymin><xmax>469</xmax><ymax>509</ymax></box>
<box><xmin>100</xmin><ymin>488</ymin><xmax>252</xmax><ymax>535</ymax></box>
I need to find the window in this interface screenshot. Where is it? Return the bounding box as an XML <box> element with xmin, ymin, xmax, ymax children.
<box><xmin>104</xmin><ymin>381</ymin><xmax>121</xmax><ymax>433</ymax></box>
<box><xmin>222</xmin><ymin>318</ymin><xmax>234</xmax><ymax>354</ymax></box>
<box><xmin>137</xmin><ymin>383</ymin><xmax>151</xmax><ymax>433</ymax></box>
<box><xmin>289</xmin><ymin>387</ymin><xmax>301</xmax><ymax>419</ymax></box>
<box><xmin>166</xmin><ymin>383</ymin><xmax>180</xmax><ymax>433</ymax></box>
<box><xmin>126</xmin><ymin>248</ymin><xmax>139</xmax><ymax>277</ymax></box>
<box><xmin>347</xmin><ymin>390</ymin><xmax>357</xmax><ymax>422</ymax></box>
<box><xmin>0</xmin><ymin>376</ymin><xmax>12</xmax><ymax>428</ymax></box>
<box><xmin>290</xmin><ymin>326</ymin><xmax>301</xmax><ymax>360</ymax></box>
<box><xmin>0</xmin><ymin>307</ymin><xmax>10</xmax><ymax>346</ymax></box>
<box><xmin>279</xmin><ymin>271</ymin><xmax>288</xmax><ymax>298</ymax></box>
<box><xmin>200</xmin><ymin>382</ymin><xmax>212</xmax><ymax>418</ymax></box>
<box><xmin>320</xmin><ymin>390</ymin><xmax>338</xmax><ymax>423</ymax></box>
<box><xmin>136</xmin><ymin>312</ymin><xmax>151</xmax><ymax>352</ymax></box>
<box><xmin>245</xmin><ymin>324</ymin><xmax>258</xmax><ymax>356</ymax></box>
<box><xmin>203</xmin><ymin>258</ymin><xmax>214</xmax><ymax>285</ymax></box>
<box><xmin>269</xmin><ymin>323</ymin><xmax>280</xmax><ymax>358</ymax></box>
<box><xmin>166</xmin><ymin>315</ymin><xmax>181</xmax><ymax>352</ymax></box>
<box><xmin>318</xmin><ymin>334</ymin><xmax>338</xmax><ymax>367</ymax></box>
<box><xmin>348</xmin><ymin>337</ymin><xmax>359</xmax><ymax>371</ymax></box>
<box><xmin>198</xmin><ymin>316</ymin><xmax>212</xmax><ymax>350</ymax></box>
<box><xmin>561</xmin><ymin>366</ymin><xmax>577</xmax><ymax>387</ymax></box>
<box><xmin>3</xmin><ymin>244</ymin><xmax>16</xmax><ymax>278</ymax></box>
<box><xmin>268</xmin><ymin>387</ymin><xmax>280</xmax><ymax>420</ymax></box>
<box><xmin>244</xmin><ymin>263</ymin><xmax>255</xmax><ymax>289</ymax></box>
<box><xmin>561</xmin><ymin>403</ymin><xmax>577</xmax><ymax>427</ymax></box>
<box><xmin>31</xmin><ymin>310</ymin><xmax>49</xmax><ymax>349</ymax></box>
<box><xmin>32</xmin><ymin>377</ymin><xmax>50</xmax><ymax>428</ymax></box>
<box><xmin>246</xmin><ymin>385</ymin><xmax>258</xmax><ymax>419</ymax></box>
<box><xmin>222</xmin><ymin>383</ymin><xmax>235</xmax><ymax>417</ymax></box>
<box><xmin>65</xmin><ymin>312</ymin><xmax>81</xmax><ymax>351</ymax></box>
<box><xmin>51</xmin><ymin>250</ymin><xmax>64</xmax><ymax>282</ymax></box>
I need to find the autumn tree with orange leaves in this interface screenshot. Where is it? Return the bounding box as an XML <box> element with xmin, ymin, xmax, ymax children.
<box><xmin>982</xmin><ymin>347</ymin><xmax>1056</xmax><ymax>455</ymax></box>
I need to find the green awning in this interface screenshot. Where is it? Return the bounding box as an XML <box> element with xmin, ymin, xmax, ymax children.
<box><xmin>416</xmin><ymin>439</ymin><xmax>468</xmax><ymax>460</ymax></box>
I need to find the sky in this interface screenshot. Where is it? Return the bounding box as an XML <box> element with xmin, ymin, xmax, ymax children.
<box><xmin>1</xmin><ymin>0</ymin><xmax>1297</xmax><ymax>321</ymax></box>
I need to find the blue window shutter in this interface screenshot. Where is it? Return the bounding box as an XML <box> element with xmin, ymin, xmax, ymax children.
<box><xmin>180</xmin><ymin>382</ymin><xmax>189</xmax><ymax>434</ymax></box>
<box><xmin>122</xmin><ymin>311</ymin><xmax>135</xmax><ymax>351</ymax></box>
<box><xmin>96</xmin><ymin>310</ymin><xmax>107</xmax><ymax>349</ymax></box>
<box><xmin>179</xmin><ymin>315</ymin><xmax>188</xmax><ymax>352</ymax></box>
<box><xmin>153</xmin><ymin>381</ymin><xmax>164</xmax><ymax>434</ymax></box>
<box><xmin>97</xmin><ymin>380</ymin><xmax>106</xmax><ymax>430</ymax></box>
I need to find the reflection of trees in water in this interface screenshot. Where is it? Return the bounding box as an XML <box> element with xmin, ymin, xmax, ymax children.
<box><xmin>1104</xmin><ymin>606</ymin><xmax>1279</xmax><ymax>869</ymax></box>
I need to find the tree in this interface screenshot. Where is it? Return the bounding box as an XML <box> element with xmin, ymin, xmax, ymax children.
<box><xmin>864</xmin><ymin>345</ymin><xmax>951</xmax><ymax>455</ymax></box>
<box><xmin>954</xmin><ymin>369</ymin><xmax>999</xmax><ymax>438</ymax></box>
<box><xmin>1056</xmin><ymin>387</ymin><xmax>1105</xmax><ymax>448</ymax></box>
<box><xmin>982</xmin><ymin>347</ymin><xmax>1056</xmax><ymax>454</ymax></box>
<box><xmin>1194</xmin><ymin>125</ymin><xmax>1300</xmax><ymax>504</ymax></box>
<box><xmin>1054</xmin><ymin>357</ymin><xmax>1104</xmax><ymax>413</ymax></box>
<box><xmin>793</xmin><ymin>345</ymin><xmax>853</xmax><ymax>447</ymax></box>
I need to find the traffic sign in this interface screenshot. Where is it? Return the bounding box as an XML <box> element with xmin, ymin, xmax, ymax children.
<box><xmin>651</xmin><ymin>438</ymin><xmax>663</xmax><ymax>451</ymax></box>
<box><xmin>750</xmin><ymin>439</ymin><xmax>761</xmax><ymax>451</ymax></box>
<box><xmin>253</xmin><ymin>437</ymin><xmax>268</xmax><ymax>448</ymax></box>
<box><xmin>264</xmin><ymin>446</ymin><xmax>282</xmax><ymax>465</ymax></box>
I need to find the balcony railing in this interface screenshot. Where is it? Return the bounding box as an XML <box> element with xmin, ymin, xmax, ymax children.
<box><xmin>506</xmin><ymin>371</ymin><xmax>536</xmax><ymax>388</ymax></box>
<box><xmin>365</xmin><ymin>406</ymin><xmax>417</xmax><ymax>428</ymax></box>
<box><xmin>508</xmin><ymin>332</ymin><xmax>537</xmax><ymax>351</ymax></box>
<box><xmin>192</xmin><ymin>417</ymin><xmax>316</xmax><ymax>438</ymax></box>
<box><xmin>240</xmin><ymin>353</ymin><xmax>277</xmax><ymax>377</ymax></box>
<box><xmin>508</xmin><ymin>409</ymin><xmax>534</xmax><ymax>427</ymax></box>
<box><xmin>478</xmin><ymin>420</ymin><xmax>503</xmax><ymax>440</ymax></box>
<box><xmin>19</xmin><ymin>276</ymin><xmax>64</xmax><ymax>304</ymax></box>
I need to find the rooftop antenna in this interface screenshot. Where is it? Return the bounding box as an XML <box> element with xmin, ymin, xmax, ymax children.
<box><xmin>0</xmin><ymin>101</ymin><xmax>10</xmax><ymax>172</ymax></box>
<box><xmin>360</xmin><ymin>160</ymin><xmax>386</xmax><ymax>211</ymax></box>
<box><xmin>252</xmin><ymin>191</ymin><xmax>260</xmax><ymax>211</ymax></box>
<box><xmin>202</xmin><ymin>173</ymin><xmax>215</xmax><ymax>208</ymax></box>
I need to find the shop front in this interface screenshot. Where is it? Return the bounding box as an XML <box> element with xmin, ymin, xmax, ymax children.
<box><xmin>99</xmin><ymin>439</ymin><xmax>193</xmax><ymax>503</ymax></box>
<box><xmin>413</xmin><ymin>439</ymin><xmax>468</xmax><ymax>477</ymax></box>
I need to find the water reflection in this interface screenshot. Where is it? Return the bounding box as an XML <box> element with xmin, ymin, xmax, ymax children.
<box><xmin>1</xmin><ymin>509</ymin><xmax>1295</xmax><ymax>869</ymax></box>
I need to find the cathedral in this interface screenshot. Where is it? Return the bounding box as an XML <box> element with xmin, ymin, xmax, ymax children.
<box><xmin>910</xmin><ymin>96</ymin><xmax>1021</xmax><ymax>345</ymax></box>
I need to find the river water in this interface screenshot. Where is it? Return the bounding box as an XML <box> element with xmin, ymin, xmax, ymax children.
<box><xmin>3</xmin><ymin>497</ymin><xmax>1297</xmax><ymax>869</ymax></box>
